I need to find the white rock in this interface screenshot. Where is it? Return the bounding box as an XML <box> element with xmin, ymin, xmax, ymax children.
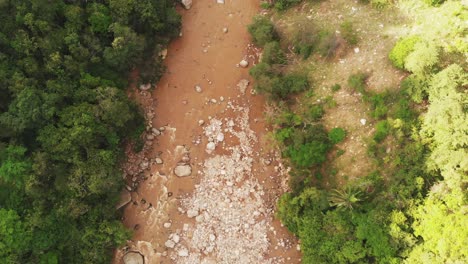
<box><xmin>139</xmin><ymin>84</ymin><xmax>151</xmax><ymax>91</ymax></box>
<box><xmin>187</xmin><ymin>209</ymin><xmax>199</xmax><ymax>218</ymax></box>
<box><xmin>147</xmin><ymin>134</ymin><xmax>155</xmax><ymax>140</ymax></box>
<box><xmin>181</xmin><ymin>0</ymin><xmax>192</xmax><ymax>9</ymax></box>
<box><xmin>217</xmin><ymin>0</ymin><xmax>224</xmax><ymax>3</ymax></box>
<box><xmin>354</xmin><ymin>47</ymin><xmax>360</xmax><ymax>53</ymax></box>
<box><xmin>165</xmin><ymin>240</ymin><xmax>175</xmax><ymax>248</ymax></box>
<box><xmin>360</xmin><ymin>118</ymin><xmax>367</xmax><ymax>125</ymax></box>
<box><xmin>216</xmin><ymin>133</ymin><xmax>224</xmax><ymax>142</ymax></box>
<box><xmin>172</xmin><ymin>234</ymin><xmax>180</xmax><ymax>243</ymax></box>
<box><xmin>239</xmin><ymin>59</ymin><xmax>249</xmax><ymax>68</ymax></box>
<box><xmin>223</xmin><ymin>27</ymin><xmax>228</xmax><ymax>33</ymax></box>
<box><xmin>152</xmin><ymin>128</ymin><xmax>161</xmax><ymax>136</ymax></box>
<box><xmin>174</xmin><ymin>164</ymin><xmax>192</xmax><ymax>177</ymax></box>
<box><xmin>163</xmin><ymin>222</ymin><xmax>172</xmax><ymax>228</ymax></box>
<box><xmin>195</xmin><ymin>85</ymin><xmax>202</xmax><ymax>93</ymax></box>
<box><xmin>155</xmin><ymin>158</ymin><xmax>163</xmax><ymax>164</ymax></box>
<box><xmin>177</xmin><ymin>248</ymin><xmax>189</xmax><ymax>257</ymax></box>
<box><xmin>195</xmin><ymin>214</ymin><xmax>204</xmax><ymax>222</ymax></box>
<box><xmin>209</xmin><ymin>234</ymin><xmax>216</xmax><ymax>241</ymax></box>
<box><xmin>198</xmin><ymin>120</ymin><xmax>205</xmax><ymax>126</ymax></box>
<box><xmin>123</xmin><ymin>252</ymin><xmax>144</xmax><ymax>264</ymax></box>
<box><xmin>206</xmin><ymin>142</ymin><xmax>216</xmax><ymax>151</ymax></box>
<box><xmin>210</xmin><ymin>98</ymin><xmax>217</xmax><ymax>103</ymax></box>
<box><xmin>159</xmin><ymin>49</ymin><xmax>168</xmax><ymax>60</ymax></box>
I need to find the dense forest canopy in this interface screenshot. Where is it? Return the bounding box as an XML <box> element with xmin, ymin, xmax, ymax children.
<box><xmin>0</xmin><ymin>0</ymin><xmax>180</xmax><ymax>263</ymax></box>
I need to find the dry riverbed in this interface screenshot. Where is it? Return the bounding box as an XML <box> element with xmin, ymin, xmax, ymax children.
<box><xmin>113</xmin><ymin>0</ymin><xmax>301</xmax><ymax>263</ymax></box>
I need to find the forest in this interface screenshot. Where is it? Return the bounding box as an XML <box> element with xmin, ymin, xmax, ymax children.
<box><xmin>0</xmin><ymin>0</ymin><xmax>179</xmax><ymax>263</ymax></box>
<box><xmin>249</xmin><ymin>0</ymin><xmax>467</xmax><ymax>263</ymax></box>
<box><xmin>0</xmin><ymin>0</ymin><xmax>466</xmax><ymax>263</ymax></box>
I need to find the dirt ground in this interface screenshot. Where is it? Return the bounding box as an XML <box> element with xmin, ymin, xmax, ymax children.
<box><xmin>274</xmin><ymin>0</ymin><xmax>407</xmax><ymax>184</ymax></box>
<box><xmin>113</xmin><ymin>0</ymin><xmax>301</xmax><ymax>263</ymax></box>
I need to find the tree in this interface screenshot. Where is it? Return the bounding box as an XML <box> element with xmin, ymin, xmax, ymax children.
<box><xmin>328</xmin><ymin>187</ymin><xmax>364</xmax><ymax>210</ymax></box>
<box><xmin>248</xmin><ymin>16</ymin><xmax>277</xmax><ymax>47</ymax></box>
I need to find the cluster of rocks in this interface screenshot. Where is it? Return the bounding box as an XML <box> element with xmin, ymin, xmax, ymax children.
<box><xmin>162</xmin><ymin>105</ymin><xmax>286</xmax><ymax>263</ymax></box>
<box><xmin>174</xmin><ymin>153</ymin><xmax>192</xmax><ymax>177</ymax></box>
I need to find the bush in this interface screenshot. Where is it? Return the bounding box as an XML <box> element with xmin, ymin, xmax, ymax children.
<box><xmin>331</xmin><ymin>84</ymin><xmax>341</xmax><ymax>92</ymax></box>
<box><xmin>373</xmin><ymin>120</ymin><xmax>390</xmax><ymax>142</ymax></box>
<box><xmin>329</xmin><ymin>128</ymin><xmax>347</xmax><ymax>144</ymax></box>
<box><xmin>389</xmin><ymin>36</ymin><xmax>420</xmax><ymax>69</ymax></box>
<box><xmin>423</xmin><ymin>0</ymin><xmax>446</xmax><ymax>6</ymax></box>
<box><xmin>348</xmin><ymin>73</ymin><xmax>368</xmax><ymax>93</ymax></box>
<box><xmin>248</xmin><ymin>16</ymin><xmax>277</xmax><ymax>47</ymax></box>
<box><xmin>262</xmin><ymin>41</ymin><xmax>286</xmax><ymax>65</ymax></box>
<box><xmin>401</xmin><ymin>75</ymin><xmax>428</xmax><ymax>103</ymax></box>
<box><xmin>317</xmin><ymin>30</ymin><xmax>339</xmax><ymax>58</ymax></box>
<box><xmin>270</xmin><ymin>73</ymin><xmax>309</xmax><ymax>100</ymax></box>
<box><xmin>274</xmin><ymin>0</ymin><xmax>302</xmax><ymax>11</ymax></box>
<box><xmin>367</xmin><ymin>93</ymin><xmax>388</xmax><ymax>119</ymax></box>
<box><xmin>308</xmin><ymin>104</ymin><xmax>324</xmax><ymax>121</ymax></box>
<box><xmin>340</xmin><ymin>21</ymin><xmax>358</xmax><ymax>45</ymax></box>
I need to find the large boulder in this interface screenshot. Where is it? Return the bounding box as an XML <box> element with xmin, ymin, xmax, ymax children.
<box><xmin>174</xmin><ymin>164</ymin><xmax>192</xmax><ymax>177</ymax></box>
<box><xmin>123</xmin><ymin>252</ymin><xmax>144</xmax><ymax>264</ymax></box>
<box><xmin>116</xmin><ymin>191</ymin><xmax>132</xmax><ymax>210</ymax></box>
<box><xmin>181</xmin><ymin>0</ymin><xmax>192</xmax><ymax>9</ymax></box>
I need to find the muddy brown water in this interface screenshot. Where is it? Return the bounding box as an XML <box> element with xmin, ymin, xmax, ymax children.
<box><xmin>114</xmin><ymin>0</ymin><xmax>301</xmax><ymax>263</ymax></box>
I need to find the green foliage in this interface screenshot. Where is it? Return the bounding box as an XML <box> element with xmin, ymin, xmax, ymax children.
<box><xmin>348</xmin><ymin>72</ymin><xmax>368</xmax><ymax>93</ymax></box>
<box><xmin>328</xmin><ymin>187</ymin><xmax>363</xmax><ymax>210</ymax></box>
<box><xmin>0</xmin><ymin>0</ymin><xmax>180</xmax><ymax>262</ymax></box>
<box><xmin>262</xmin><ymin>41</ymin><xmax>286</xmax><ymax>65</ymax></box>
<box><xmin>248</xmin><ymin>16</ymin><xmax>277</xmax><ymax>47</ymax></box>
<box><xmin>340</xmin><ymin>21</ymin><xmax>358</xmax><ymax>45</ymax></box>
<box><xmin>423</xmin><ymin>0</ymin><xmax>446</xmax><ymax>6</ymax></box>
<box><xmin>401</xmin><ymin>75</ymin><xmax>429</xmax><ymax>103</ymax></box>
<box><xmin>331</xmin><ymin>83</ymin><xmax>341</xmax><ymax>92</ymax></box>
<box><xmin>404</xmin><ymin>40</ymin><xmax>439</xmax><ymax>76</ymax></box>
<box><xmin>374</xmin><ymin>120</ymin><xmax>391</xmax><ymax>142</ymax></box>
<box><xmin>307</xmin><ymin>104</ymin><xmax>324</xmax><ymax>121</ymax></box>
<box><xmin>328</xmin><ymin>128</ymin><xmax>346</xmax><ymax>144</ymax></box>
<box><xmin>389</xmin><ymin>36</ymin><xmax>420</xmax><ymax>69</ymax></box>
<box><xmin>367</xmin><ymin>93</ymin><xmax>389</xmax><ymax>119</ymax></box>
<box><xmin>274</xmin><ymin>0</ymin><xmax>302</xmax><ymax>11</ymax></box>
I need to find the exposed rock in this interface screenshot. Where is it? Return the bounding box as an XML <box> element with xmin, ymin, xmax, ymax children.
<box><xmin>159</xmin><ymin>49</ymin><xmax>168</xmax><ymax>59</ymax></box>
<box><xmin>206</xmin><ymin>142</ymin><xmax>216</xmax><ymax>153</ymax></box>
<box><xmin>174</xmin><ymin>164</ymin><xmax>192</xmax><ymax>177</ymax></box>
<box><xmin>177</xmin><ymin>247</ymin><xmax>189</xmax><ymax>257</ymax></box>
<box><xmin>186</xmin><ymin>208</ymin><xmax>199</xmax><ymax>218</ymax></box>
<box><xmin>139</xmin><ymin>84</ymin><xmax>151</xmax><ymax>91</ymax></box>
<box><xmin>239</xmin><ymin>59</ymin><xmax>249</xmax><ymax>68</ymax></box>
<box><xmin>237</xmin><ymin>79</ymin><xmax>250</xmax><ymax>94</ymax></box>
<box><xmin>195</xmin><ymin>85</ymin><xmax>202</xmax><ymax>93</ymax></box>
<box><xmin>181</xmin><ymin>0</ymin><xmax>192</xmax><ymax>9</ymax></box>
<box><xmin>163</xmin><ymin>222</ymin><xmax>172</xmax><ymax>228</ymax></box>
<box><xmin>165</xmin><ymin>240</ymin><xmax>176</xmax><ymax>248</ymax></box>
<box><xmin>198</xmin><ymin>120</ymin><xmax>205</xmax><ymax>126</ymax></box>
<box><xmin>140</xmin><ymin>161</ymin><xmax>149</xmax><ymax>170</ymax></box>
<box><xmin>182</xmin><ymin>155</ymin><xmax>190</xmax><ymax>163</ymax></box>
<box><xmin>217</xmin><ymin>0</ymin><xmax>225</xmax><ymax>3</ymax></box>
<box><xmin>223</xmin><ymin>27</ymin><xmax>228</xmax><ymax>33</ymax></box>
<box><xmin>172</xmin><ymin>234</ymin><xmax>180</xmax><ymax>243</ymax></box>
<box><xmin>216</xmin><ymin>133</ymin><xmax>224</xmax><ymax>142</ymax></box>
<box><xmin>152</xmin><ymin>128</ymin><xmax>161</xmax><ymax>136</ymax></box>
<box><xmin>360</xmin><ymin>118</ymin><xmax>367</xmax><ymax>125</ymax></box>
<box><xmin>123</xmin><ymin>252</ymin><xmax>144</xmax><ymax>264</ymax></box>
<box><xmin>116</xmin><ymin>190</ymin><xmax>132</xmax><ymax>209</ymax></box>
<box><xmin>155</xmin><ymin>158</ymin><xmax>163</xmax><ymax>164</ymax></box>
<box><xmin>146</xmin><ymin>134</ymin><xmax>154</xmax><ymax>140</ymax></box>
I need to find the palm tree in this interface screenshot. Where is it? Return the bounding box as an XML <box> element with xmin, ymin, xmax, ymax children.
<box><xmin>328</xmin><ymin>187</ymin><xmax>364</xmax><ymax>211</ymax></box>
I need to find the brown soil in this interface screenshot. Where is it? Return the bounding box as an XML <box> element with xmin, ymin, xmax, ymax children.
<box><xmin>113</xmin><ymin>0</ymin><xmax>301</xmax><ymax>263</ymax></box>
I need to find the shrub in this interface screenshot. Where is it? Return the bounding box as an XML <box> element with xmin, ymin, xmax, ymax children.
<box><xmin>329</xmin><ymin>127</ymin><xmax>347</xmax><ymax>144</ymax></box>
<box><xmin>270</xmin><ymin>73</ymin><xmax>309</xmax><ymax>100</ymax></box>
<box><xmin>401</xmin><ymin>75</ymin><xmax>428</xmax><ymax>103</ymax></box>
<box><xmin>248</xmin><ymin>16</ymin><xmax>277</xmax><ymax>47</ymax></box>
<box><xmin>274</xmin><ymin>0</ymin><xmax>302</xmax><ymax>11</ymax></box>
<box><xmin>423</xmin><ymin>0</ymin><xmax>446</xmax><ymax>6</ymax></box>
<box><xmin>331</xmin><ymin>84</ymin><xmax>341</xmax><ymax>92</ymax></box>
<box><xmin>308</xmin><ymin>104</ymin><xmax>324</xmax><ymax>121</ymax></box>
<box><xmin>404</xmin><ymin>40</ymin><xmax>439</xmax><ymax>75</ymax></box>
<box><xmin>348</xmin><ymin>73</ymin><xmax>368</xmax><ymax>93</ymax></box>
<box><xmin>340</xmin><ymin>21</ymin><xmax>358</xmax><ymax>45</ymax></box>
<box><xmin>389</xmin><ymin>36</ymin><xmax>420</xmax><ymax>69</ymax></box>
<box><xmin>368</xmin><ymin>93</ymin><xmax>388</xmax><ymax>119</ymax></box>
<box><xmin>262</xmin><ymin>41</ymin><xmax>286</xmax><ymax>64</ymax></box>
<box><xmin>373</xmin><ymin>120</ymin><xmax>390</xmax><ymax>142</ymax></box>
<box><xmin>317</xmin><ymin>31</ymin><xmax>339</xmax><ymax>58</ymax></box>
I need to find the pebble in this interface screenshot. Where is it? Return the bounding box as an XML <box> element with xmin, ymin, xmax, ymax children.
<box><xmin>165</xmin><ymin>240</ymin><xmax>175</xmax><ymax>248</ymax></box>
<box><xmin>155</xmin><ymin>158</ymin><xmax>163</xmax><ymax>164</ymax></box>
<box><xmin>223</xmin><ymin>27</ymin><xmax>228</xmax><ymax>33</ymax></box>
<box><xmin>187</xmin><ymin>209</ymin><xmax>199</xmax><ymax>218</ymax></box>
<box><xmin>195</xmin><ymin>85</ymin><xmax>202</xmax><ymax>93</ymax></box>
<box><xmin>177</xmin><ymin>248</ymin><xmax>189</xmax><ymax>257</ymax></box>
<box><xmin>239</xmin><ymin>59</ymin><xmax>249</xmax><ymax>68</ymax></box>
<box><xmin>198</xmin><ymin>120</ymin><xmax>205</xmax><ymax>126</ymax></box>
<box><xmin>163</xmin><ymin>222</ymin><xmax>172</xmax><ymax>228</ymax></box>
<box><xmin>360</xmin><ymin>118</ymin><xmax>367</xmax><ymax>125</ymax></box>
